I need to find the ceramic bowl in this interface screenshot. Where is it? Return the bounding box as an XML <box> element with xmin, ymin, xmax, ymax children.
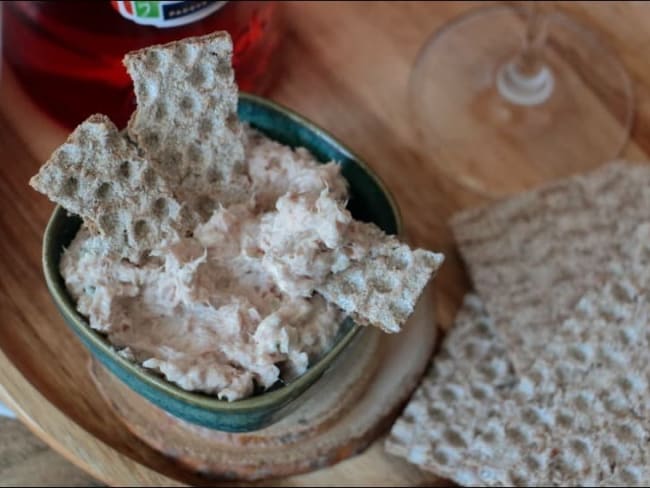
<box><xmin>42</xmin><ymin>93</ymin><xmax>402</xmax><ymax>432</ymax></box>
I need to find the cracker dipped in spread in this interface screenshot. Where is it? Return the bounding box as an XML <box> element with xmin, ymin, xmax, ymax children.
<box><xmin>30</xmin><ymin>33</ymin><xmax>444</xmax><ymax>401</ymax></box>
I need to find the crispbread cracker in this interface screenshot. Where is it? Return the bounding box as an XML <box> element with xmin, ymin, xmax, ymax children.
<box><xmin>451</xmin><ymin>161</ymin><xmax>650</xmax><ymax>371</ymax></box>
<box><xmin>386</xmin><ymin>289</ymin><xmax>650</xmax><ymax>486</ymax></box>
<box><xmin>385</xmin><ymin>294</ymin><xmax>519</xmax><ymax>485</ymax></box>
<box><xmin>29</xmin><ymin>114</ymin><xmax>191</xmax><ymax>262</ymax></box>
<box><xmin>316</xmin><ymin>222</ymin><xmax>444</xmax><ymax>333</ymax></box>
<box><xmin>124</xmin><ymin>32</ymin><xmax>248</xmax><ymax>219</ymax></box>
<box><xmin>31</xmin><ymin>32</ymin><xmax>445</xmax><ymax>337</ymax></box>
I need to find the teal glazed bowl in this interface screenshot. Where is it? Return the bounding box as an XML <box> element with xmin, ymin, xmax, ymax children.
<box><xmin>42</xmin><ymin>93</ymin><xmax>402</xmax><ymax>432</ymax></box>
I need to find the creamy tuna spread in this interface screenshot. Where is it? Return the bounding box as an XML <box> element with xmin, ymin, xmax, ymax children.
<box><xmin>61</xmin><ymin>128</ymin><xmax>351</xmax><ymax>401</ymax></box>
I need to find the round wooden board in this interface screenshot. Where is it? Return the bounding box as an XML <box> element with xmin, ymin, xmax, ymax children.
<box><xmin>4</xmin><ymin>1</ymin><xmax>650</xmax><ymax>485</ymax></box>
<box><xmin>89</xmin><ymin>291</ymin><xmax>437</xmax><ymax>483</ymax></box>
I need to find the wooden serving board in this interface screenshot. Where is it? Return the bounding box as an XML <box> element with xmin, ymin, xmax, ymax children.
<box><xmin>2</xmin><ymin>1</ymin><xmax>649</xmax><ymax>485</ymax></box>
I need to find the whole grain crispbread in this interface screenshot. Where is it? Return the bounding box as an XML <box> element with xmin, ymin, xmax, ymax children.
<box><xmin>386</xmin><ymin>286</ymin><xmax>650</xmax><ymax>486</ymax></box>
<box><xmin>317</xmin><ymin>221</ymin><xmax>444</xmax><ymax>333</ymax></box>
<box><xmin>30</xmin><ymin>31</ymin><xmax>445</xmax><ymax>336</ymax></box>
<box><xmin>124</xmin><ymin>32</ymin><xmax>248</xmax><ymax>220</ymax></box>
<box><xmin>386</xmin><ymin>162</ymin><xmax>650</xmax><ymax>485</ymax></box>
<box><xmin>29</xmin><ymin>114</ymin><xmax>193</xmax><ymax>262</ymax></box>
<box><xmin>451</xmin><ymin>161</ymin><xmax>650</xmax><ymax>371</ymax></box>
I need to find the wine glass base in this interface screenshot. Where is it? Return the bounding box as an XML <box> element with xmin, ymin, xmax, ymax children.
<box><xmin>497</xmin><ymin>61</ymin><xmax>554</xmax><ymax>106</ymax></box>
<box><xmin>410</xmin><ymin>4</ymin><xmax>634</xmax><ymax>201</ymax></box>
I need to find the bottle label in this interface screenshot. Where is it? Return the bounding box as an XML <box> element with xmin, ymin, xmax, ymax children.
<box><xmin>111</xmin><ymin>1</ymin><xmax>226</xmax><ymax>28</ymax></box>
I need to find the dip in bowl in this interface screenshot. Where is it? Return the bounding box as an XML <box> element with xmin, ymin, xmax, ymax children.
<box><xmin>42</xmin><ymin>93</ymin><xmax>401</xmax><ymax>432</ymax></box>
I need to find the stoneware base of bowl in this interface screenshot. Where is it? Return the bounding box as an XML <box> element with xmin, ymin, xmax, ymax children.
<box><xmin>89</xmin><ymin>287</ymin><xmax>437</xmax><ymax>481</ymax></box>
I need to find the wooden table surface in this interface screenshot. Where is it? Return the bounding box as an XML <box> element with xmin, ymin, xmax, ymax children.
<box><xmin>1</xmin><ymin>1</ymin><xmax>650</xmax><ymax>485</ymax></box>
<box><xmin>0</xmin><ymin>417</ymin><xmax>101</xmax><ymax>487</ymax></box>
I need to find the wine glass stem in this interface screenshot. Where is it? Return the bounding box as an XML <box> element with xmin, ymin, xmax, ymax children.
<box><xmin>497</xmin><ymin>2</ymin><xmax>554</xmax><ymax>106</ymax></box>
<box><xmin>517</xmin><ymin>3</ymin><xmax>547</xmax><ymax>76</ymax></box>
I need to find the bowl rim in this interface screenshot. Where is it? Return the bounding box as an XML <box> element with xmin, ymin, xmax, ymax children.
<box><xmin>42</xmin><ymin>92</ymin><xmax>403</xmax><ymax>412</ymax></box>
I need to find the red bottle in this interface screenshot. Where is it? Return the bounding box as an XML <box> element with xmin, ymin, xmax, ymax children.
<box><xmin>2</xmin><ymin>1</ymin><xmax>280</xmax><ymax>129</ymax></box>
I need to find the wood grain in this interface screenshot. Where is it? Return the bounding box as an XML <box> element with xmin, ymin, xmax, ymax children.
<box><xmin>0</xmin><ymin>1</ymin><xmax>649</xmax><ymax>485</ymax></box>
<box><xmin>0</xmin><ymin>417</ymin><xmax>100</xmax><ymax>487</ymax></box>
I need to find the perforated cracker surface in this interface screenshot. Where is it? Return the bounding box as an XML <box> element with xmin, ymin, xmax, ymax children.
<box><xmin>386</xmin><ymin>287</ymin><xmax>650</xmax><ymax>486</ymax></box>
<box><xmin>316</xmin><ymin>222</ymin><xmax>444</xmax><ymax>333</ymax></box>
<box><xmin>451</xmin><ymin>161</ymin><xmax>650</xmax><ymax>371</ymax></box>
<box><xmin>29</xmin><ymin>115</ymin><xmax>191</xmax><ymax>262</ymax></box>
<box><xmin>124</xmin><ymin>32</ymin><xmax>248</xmax><ymax>218</ymax></box>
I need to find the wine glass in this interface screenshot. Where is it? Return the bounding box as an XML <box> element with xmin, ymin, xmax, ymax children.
<box><xmin>410</xmin><ymin>2</ymin><xmax>634</xmax><ymax>200</ymax></box>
